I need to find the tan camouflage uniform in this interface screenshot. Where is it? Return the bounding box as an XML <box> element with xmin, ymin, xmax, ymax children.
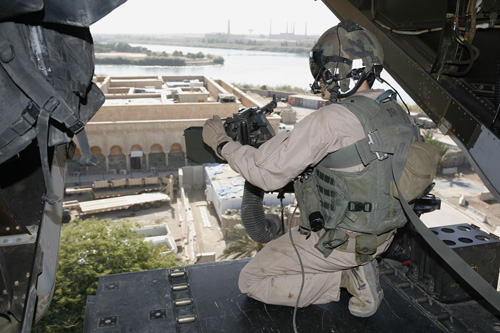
<box><xmin>220</xmin><ymin>89</ymin><xmax>394</xmax><ymax>307</ymax></box>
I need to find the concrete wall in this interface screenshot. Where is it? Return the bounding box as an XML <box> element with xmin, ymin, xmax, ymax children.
<box><xmin>109</xmin><ymin>77</ymin><xmax>163</xmax><ymax>89</ymax></box>
<box><xmin>91</xmin><ymin>102</ymin><xmax>241</xmax><ymax>122</ymax></box>
<box><xmin>217</xmin><ymin>80</ymin><xmax>261</xmax><ymax>108</ymax></box>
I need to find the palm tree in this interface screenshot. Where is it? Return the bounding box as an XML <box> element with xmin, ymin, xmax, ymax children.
<box><xmin>220</xmin><ymin>223</ymin><xmax>264</xmax><ymax>259</ymax></box>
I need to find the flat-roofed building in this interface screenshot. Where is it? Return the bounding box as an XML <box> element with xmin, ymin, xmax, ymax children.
<box><xmin>68</xmin><ymin>75</ymin><xmax>281</xmax><ymax>175</ymax></box>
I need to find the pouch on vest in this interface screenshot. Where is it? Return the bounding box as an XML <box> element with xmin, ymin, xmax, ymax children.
<box><xmin>295</xmin><ymin>166</ymin><xmax>352</xmax><ymax>257</ymax></box>
<box><xmin>294</xmin><ymin>172</ymin><xmax>324</xmax><ymax>237</ymax></box>
<box><xmin>355</xmin><ymin>234</ymin><xmax>377</xmax><ymax>265</ymax></box>
<box><xmin>393</xmin><ymin>141</ymin><xmax>440</xmax><ymax>201</ymax></box>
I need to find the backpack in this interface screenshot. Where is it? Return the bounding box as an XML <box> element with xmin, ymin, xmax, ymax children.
<box><xmin>394</xmin><ymin>140</ymin><xmax>440</xmax><ymax>201</ymax></box>
<box><xmin>0</xmin><ymin>21</ymin><xmax>104</xmax><ymax>203</ymax></box>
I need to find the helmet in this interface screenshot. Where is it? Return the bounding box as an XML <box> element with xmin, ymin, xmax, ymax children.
<box><xmin>309</xmin><ymin>20</ymin><xmax>384</xmax><ymax>99</ymax></box>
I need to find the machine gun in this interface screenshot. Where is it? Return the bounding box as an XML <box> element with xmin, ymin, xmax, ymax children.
<box><xmin>223</xmin><ymin>95</ymin><xmax>277</xmax><ymax>147</ymax></box>
<box><xmin>184</xmin><ymin>96</ymin><xmax>278</xmax><ymax>164</ymax></box>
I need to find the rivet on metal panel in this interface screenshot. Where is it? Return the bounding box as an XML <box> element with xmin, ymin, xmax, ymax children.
<box><xmin>175</xmin><ymin>298</ymin><xmax>193</xmax><ymax>306</ymax></box>
<box><xmin>434</xmin><ymin>312</ymin><xmax>451</xmax><ymax>321</ymax></box>
<box><xmin>150</xmin><ymin>309</ymin><xmax>167</xmax><ymax>320</ymax></box>
<box><xmin>178</xmin><ymin>315</ymin><xmax>196</xmax><ymax>324</ymax></box>
<box><xmin>172</xmin><ymin>283</ymin><xmax>189</xmax><ymax>291</ymax></box>
<box><xmin>396</xmin><ymin>282</ymin><xmax>411</xmax><ymax>288</ymax></box>
<box><xmin>98</xmin><ymin>316</ymin><xmax>117</xmax><ymax>327</ymax></box>
<box><xmin>170</xmin><ymin>271</ymin><xmax>185</xmax><ymax>278</ymax></box>
<box><xmin>414</xmin><ymin>296</ymin><xmax>429</xmax><ymax>304</ymax></box>
<box><xmin>104</xmin><ymin>282</ymin><xmax>119</xmax><ymax>291</ymax></box>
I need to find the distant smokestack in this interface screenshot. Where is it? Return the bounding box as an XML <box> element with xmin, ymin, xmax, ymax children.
<box><xmin>305</xmin><ymin>22</ymin><xmax>307</xmax><ymax>36</ymax></box>
<box><xmin>228</xmin><ymin>20</ymin><xmax>230</xmax><ymax>35</ymax></box>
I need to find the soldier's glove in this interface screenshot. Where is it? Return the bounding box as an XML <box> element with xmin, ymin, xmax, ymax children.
<box><xmin>203</xmin><ymin>115</ymin><xmax>231</xmax><ymax>159</ymax></box>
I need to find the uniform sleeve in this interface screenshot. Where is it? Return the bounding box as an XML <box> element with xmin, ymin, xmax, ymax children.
<box><xmin>220</xmin><ymin>110</ymin><xmax>344</xmax><ymax>191</ymax></box>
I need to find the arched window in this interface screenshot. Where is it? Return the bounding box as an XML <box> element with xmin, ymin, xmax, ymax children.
<box><xmin>170</xmin><ymin>143</ymin><xmax>183</xmax><ymax>153</ymax></box>
<box><xmin>89</xmin><ymin>146</ymin><xmax>105</xmax><ymax>171</ymax></box>
<box><xmin>150</xmin><ymin>144</ymin><xmax>166</xmax><ymax>170</ymax></box>
<box><xmin>110</xmin><ymin>145</ymin><xmax>123</xmax><ymax>155</ymax></box>
<box><xmin>109</xmin><ymin>145</ymin><xmax>126</xmax><ymax>171</ymax></box>
<box><xmin>168</xmin><ymin>143</ymin><xmax>185</xmax><ymax>168</ymax></box>
<box><xmin>91</xmin><ymin>146</ymin><xmax>102</xmax><ymax>155</ymax></box>
<box><xmin>151</xmin><ymin>144</ymin><xmax>163</xmax><ymax>153</ymax></box>
<box><xmin>130</xmin><ymin>145</ymin><xmax>144</xmax><ymax>170</ymax></box>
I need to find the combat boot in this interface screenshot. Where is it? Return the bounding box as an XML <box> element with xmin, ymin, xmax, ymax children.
<box><xmin>341</xmin><ymin>260</ymin><xmax>383</xmax><ymax>317</ymax></box>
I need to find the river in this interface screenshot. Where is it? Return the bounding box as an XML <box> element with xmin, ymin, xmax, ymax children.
<box><xmin>94</xmin><ymin>44</ymin><xmax>415</xmax><ymax>104</ymax></box>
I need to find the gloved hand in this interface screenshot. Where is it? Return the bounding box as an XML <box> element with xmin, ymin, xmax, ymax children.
<box><xmin>203</xmin><ymin>115</ymin><xmax>231</xmax><ymax>158</ymax></box>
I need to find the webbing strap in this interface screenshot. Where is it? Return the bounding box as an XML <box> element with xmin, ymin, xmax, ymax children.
<box><xmin>0</xmin><ymin>23</ymin><xmax>83</xmax><ymax>133</ymax></box>
<box><xmin>392</xmin><ymin>141</ymin><xmax>500</xmax><ymax>313</ymax></box>
<box><xmin>76</xmin><ymin>129</ymin><xmax>98</xmax><ymax>166</ymax></box>
<box><xmin>36</xmin><ymin>106</ymin><xmax>58</xmax><ymax>204</ymax></box>
<box><xmin>373</xmin><ymin>90</ymin><xmax>396</xmax><ymax>105</ymax></box>
<box><xmin>319</xmin><ymin>138</ymin><xmax>379</xmax><ymax>168</ymax></box>
<box><xmin>0</xmin><ymin>102</ymin><xmax>39</xmax><ymax>149</ymax></box>
<box><xmin>319</xmin><ymin>143</ymin><xmax>360</xmax><ymax>168</ymax></box>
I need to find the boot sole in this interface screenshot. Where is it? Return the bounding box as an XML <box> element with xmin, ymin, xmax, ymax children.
<box><xmin>349</xmin><ymin>290</ymin><xmax>384</xmax><ymax>317</ymax></box>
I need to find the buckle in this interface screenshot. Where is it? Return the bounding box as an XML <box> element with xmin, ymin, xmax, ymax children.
<box><xmin>348</xmin><ymin>201</ymin><xmax>372</xmax><ymax>212</ymax></box>
<box><xmin>367</xmin><ymin>130</ymin><xmax>388</xmax><ymax>161</ymax></box>
<box><xmin>43</xmin><ymin>97</ymin><xmax>60</xmax><ymax>113</ymax></box>
<box><xmin>68</xmin><ymin>120</ymin><xmax>84</xmax><ymax>133</ymax></box>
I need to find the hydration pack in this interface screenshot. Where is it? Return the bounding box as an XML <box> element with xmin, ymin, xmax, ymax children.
<box><xmin>0</xmin><ymin>21</ymin><xmax>104</xmax><ymax>203</ymax></box>
<box><xmin>295</xmin><ymin>90</ymin><xmax>439</xmax><ymax>259</ymax></box>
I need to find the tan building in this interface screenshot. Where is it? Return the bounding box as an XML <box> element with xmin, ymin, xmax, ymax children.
<box><xmin>69</xmin><ymin>75</ymin><xmax>281</xmax><ymax>175</ymax></box>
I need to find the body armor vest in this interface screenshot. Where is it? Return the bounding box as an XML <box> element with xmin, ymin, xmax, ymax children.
<box><xmin>294</xmin><ymin>90</ymin><xmax>419</xmax><ymax>260</ymax></box>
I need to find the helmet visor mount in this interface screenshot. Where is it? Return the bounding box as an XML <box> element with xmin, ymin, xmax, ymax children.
<box><xmin>309</xmin><ymin>49</ymin><xmax>352</xmax><ymax>95</ymax></box>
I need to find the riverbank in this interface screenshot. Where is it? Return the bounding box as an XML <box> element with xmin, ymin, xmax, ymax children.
<box><xmin>95</xmin><ymin>54</ymin><xmax>222</xmax><ymax>66</ymax></box>
<box><xmin>93</xmin><ymin>34</ymin><xmax>315</xmax><ymax>55</ymax></box>
<box><xmin>94</xmin><ymin>42</ymin><xmax>224</xmax><ymax>66</ymax></box>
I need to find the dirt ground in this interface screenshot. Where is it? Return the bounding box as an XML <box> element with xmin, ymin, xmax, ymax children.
<box><xmin>432</xmin><ymin>165</ymin><xmax>500</xmax><ymax>229</ymax></box>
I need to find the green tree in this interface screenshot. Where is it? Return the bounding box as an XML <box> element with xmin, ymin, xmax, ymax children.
<box><xmin>219</xmin><ymin>207</ymin><xmax>280</xmax><ymax>260</ymax></box>
<box><xmin>34</xmin><ymin>217</ymin><xmax>178</xmax><ymax>332</ymax></box>
<box><xmin>220</xmin><ymin>223</ymin><xmax>264</xmax><ymax>259</ymax></box>
<box><xmin>212</xmin><ymin>56</ymin><xmax>225</xmax><ymax>65</ymax></box>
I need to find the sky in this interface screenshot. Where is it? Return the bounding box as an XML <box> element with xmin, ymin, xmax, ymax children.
<box><xmin>90</xmin><ymin>0</ymin><xmax>340</xmax><ymax>36</ymax></box>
